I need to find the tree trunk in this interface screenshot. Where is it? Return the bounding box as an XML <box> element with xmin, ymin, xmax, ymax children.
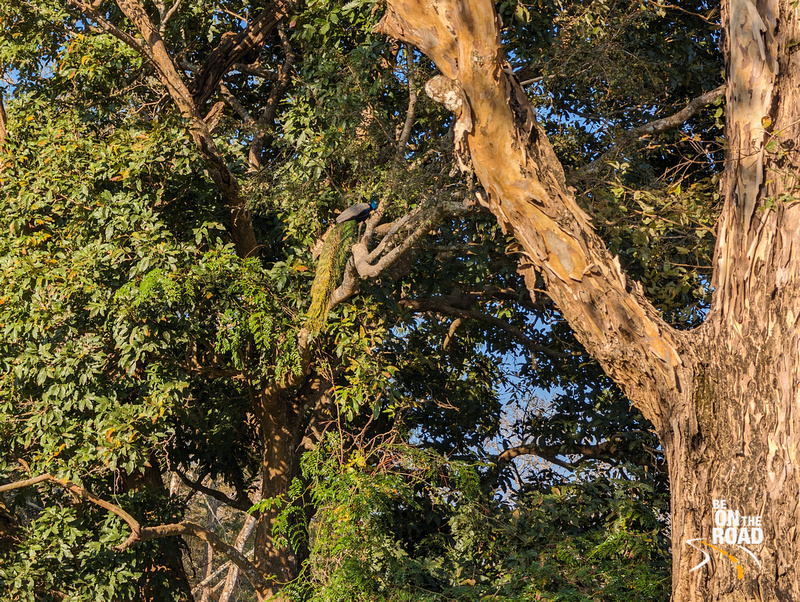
<box><xmin>668</xmin><ymin>332</ymin><xmax>800</xmax><ymax>600</ymax></box>
<box><xmin>250</xmin><ymin>374</ymin><xmax>331</xmax><ymax>599</ymax></box>
<box><xmin>376</xmin><ymin>0</ymin><xmax>800</xmax><ymax>599</ymax></box>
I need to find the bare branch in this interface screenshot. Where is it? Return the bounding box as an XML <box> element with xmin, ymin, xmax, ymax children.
<box><xmin>3</xmin><ymin>466</ymin><xmax>270</xmax><ymax>597</ymax></box>
<box><xmin>0</xmin><ymin>469</ymin><xmax>142</xmax><ymax>537</ymax></box>
<box><xmin>575</xmin><ymin>84</ymin><xmax>726</xmax><ymax>178</ymax></box>
<box><xmin>496</xmin><ymin>445</ymin><xmax>575</xmax><ymax>471</ymax></box>
<box><xmin>219</xmin><ymin>515</ymin><xmax>257</xmax><ymax>602</ymax></box>
<box><xmin>396</xmin><ymin>44</ymin><xmax>418</xmax><ymax>158</ymax></box>
<box><xmin>173</xmin><ymin>469</ymin><xmax>253</xmax><ymax>513</ymax></box>
<box><xmin>219</xmin><ymin>82</ymin><xmax>257</xmax><ymax>128</ymax></box>
<box><xmin>355</xmin><ymin>204</ymin><xmax>441</xmax><ymax>279</ymax></box>
<box><xmin>0</xmin><ymin>473</ymin><xmax>53</xmax><ymax>493</ymax></box>
<box><xmin>326</xmin><ymin>203</ymin><xmax>442</xmax><ymax>308</ymax></box>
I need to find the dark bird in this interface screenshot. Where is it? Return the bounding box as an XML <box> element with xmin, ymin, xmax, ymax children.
<box><xmin>335</xmin><ymin>197</ymin><xmax>379</xmax><ymax>224</ymax></box>
<box><xmin>306</xmin><ymin>197</ymin><xmax>380</xmax><ymax>333</ymax></box>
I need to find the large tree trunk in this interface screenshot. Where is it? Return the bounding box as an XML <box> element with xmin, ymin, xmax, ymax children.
<box><xmin>252</xmin><ymin>385</ymin><xmax>303</xmax><ymax>599</ymax></box>
<box><xmin>250</xmin><ymin>373</ymin><xmax>331</xmax><ymax>599</ymax></box>
<box><xmin>668</xmin><ymin>1</ymin><xmax>800</xmax><ymax>597</ymax></box>
<box><xmin>376</xmin><ymin>0</ymin><xmax>800</xmax><ymax>599</ymax></box>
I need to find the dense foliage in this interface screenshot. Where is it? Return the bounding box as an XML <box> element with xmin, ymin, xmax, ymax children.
<box><xmin>0</xmin><ymin>0</ymin><xmax>720</xmax><ymax>600</ymax></box>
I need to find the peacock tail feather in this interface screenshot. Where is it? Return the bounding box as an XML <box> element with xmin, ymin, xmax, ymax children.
<box><xmin>306</xmin><ymin>220</ymin><xmax>357</xmax><ymax>333</ymax></box>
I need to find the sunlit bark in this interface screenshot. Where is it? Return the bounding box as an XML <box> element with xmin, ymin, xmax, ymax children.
<box><xmin>377</xmin><ymin>0</ymin><xmax>800</xmax><ymax>599</ymax></box>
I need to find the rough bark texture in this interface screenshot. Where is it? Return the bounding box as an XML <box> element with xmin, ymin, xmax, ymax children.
<box><xmin>376</xmin><ymin>0</ymin><xmax>800</xmax><ymax>599</ymax></box>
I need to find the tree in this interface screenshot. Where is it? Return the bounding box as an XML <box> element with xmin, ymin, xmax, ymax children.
<box><xmin>376</xmin><ymin>0</ymin><xmax>800</xmax><ymax>600</ymax></box>
<box><xmin>0</xmin><ymin>0</ymin><xmax>433</xmax><ymax>599</ymax></box>
<box><xmin>0</xmin><ymin>0</ymin><xmax>767</xmax><ymax>601</ymax></box>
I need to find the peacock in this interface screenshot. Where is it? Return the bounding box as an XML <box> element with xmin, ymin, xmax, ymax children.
<box><xmin>306</xmin><ymin>197</ymin><xmax>378</xmax><ymax>333</ymax></box>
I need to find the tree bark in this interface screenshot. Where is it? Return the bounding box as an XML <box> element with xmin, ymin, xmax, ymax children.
<box><xmin>249</xmin><ymin>374</ymin><xmax>333</xmax><ymax>598</ymax></box>
<box><xmin>376</xmin><ymin>0</ymin><xmax>800</xmax><ymax>599</ymax></box>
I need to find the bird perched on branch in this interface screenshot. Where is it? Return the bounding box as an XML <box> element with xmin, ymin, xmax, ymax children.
<box><xmin>335</xmin><ymin>199</ymin><xmax>377</xmax><ymax>224</ymax></box>
<box><xmin>307</xmin><ymin>198</ymin><xmax>379</xmax><ymax>333</ymax></box>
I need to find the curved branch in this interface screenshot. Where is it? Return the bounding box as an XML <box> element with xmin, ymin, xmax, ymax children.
<box><xmin>377</xmin><ymin>0</ymin><xmax>696</xmax><ymax>434</ymax></box>
<box><xmin>173</xmin><ymin>469</ymin><xmax>253</xmax><ymax>513</ymax></box>
<box><xmin>1</xmin><ymin>468</ymin><xmax>271</xmax><ymax>598</ymax></box>
<box><xmin>494</xmin><ymin>437</ymin><xmax>666</xmax><ymax>473</ymax></box>
<box><xmin>0</xmin><ymin>470</ymin><xmax>141</xmax><ymax>536</ymax></box>
<box><xmin>116</xmin><ymin>522</ymin><xmax>270</xmax><ymax>595</ymax></box>
<box><xmin>575</xmin><ymin>84</ymin><xmax>726</xmax><ymax>178</ymax></box>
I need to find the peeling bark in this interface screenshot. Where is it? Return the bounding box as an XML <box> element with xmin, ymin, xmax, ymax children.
<box><xmin>0</xmin><ymin>91</ymin><xmax>7</xmax><ymax>147</ymax></box>
<box><xmin>376</xmin><ymin>0</ymin><xmax>690</xmax><ymax>435</ymax></box>
<box><xmin>377</xmin><ymin>0</ymin><xmax>800</xmax><ymax>599</ymax></box>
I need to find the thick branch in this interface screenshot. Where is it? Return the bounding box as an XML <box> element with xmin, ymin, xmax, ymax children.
<box><xmin>189</xmin><ymin>6</ymin><xmax>285</xmax><ymax>107</ymax></box>
<box><xmin>327</xmin><ymin>203</ymin><xmax>442</xmax><ymax>308</ymax></box>
<box><xmin>377</xmin><ymin>0</ymin><xmax>695</xmax><ymax>434</ymax></box>
<box><xmin>108</xmin><ymin>0</ymin><xmax>258</xmax><ymax>256</ymax></box>
<box><xmin>0</xmin><ymin>90</ymin><xmax>7</xmax><ymax>146</ymax></box>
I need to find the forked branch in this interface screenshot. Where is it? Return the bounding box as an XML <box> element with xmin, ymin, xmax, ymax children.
<box><xmin>0</xmin><ymin>468</ymin><xmax>271</xmax><ymax>598</ymax></box>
